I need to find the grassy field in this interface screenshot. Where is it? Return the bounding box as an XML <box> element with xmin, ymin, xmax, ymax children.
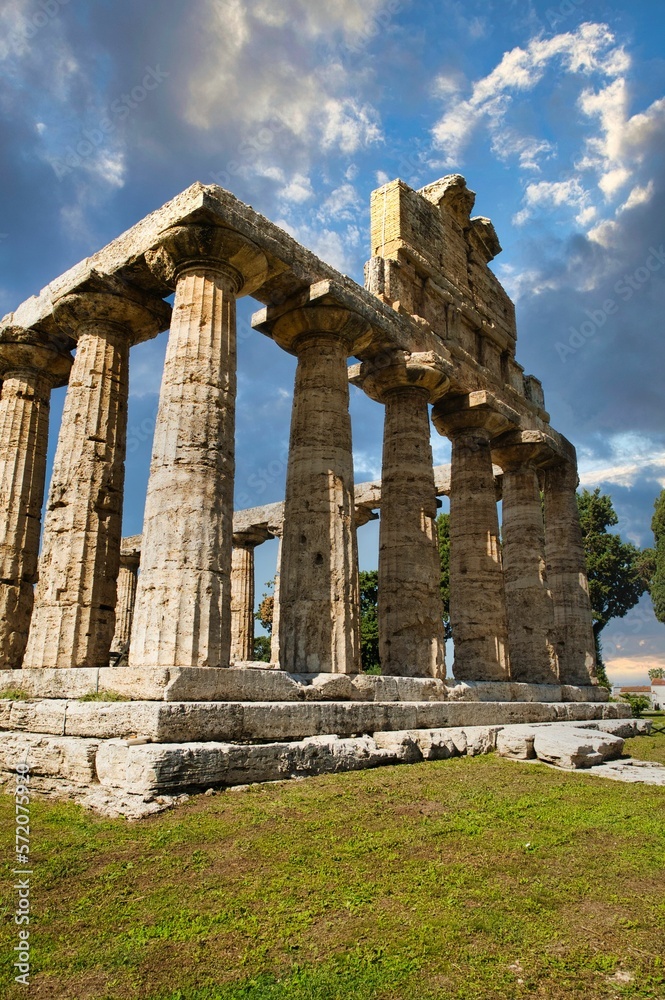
<box><xmin>1</xmin><ymin>734</ymin><xmax>664</xmax><ymax>1000</ymax></box>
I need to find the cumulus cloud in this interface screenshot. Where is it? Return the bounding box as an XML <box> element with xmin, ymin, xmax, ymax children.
<box><xmin>184</xmin><ymin>0</ymin><xmax>384</xmax><ymax>162</ymax></box>
<box><xmin>432</xmin><ymin>23</ymin><xmax>627</xmax><ymax>167</ymax></box>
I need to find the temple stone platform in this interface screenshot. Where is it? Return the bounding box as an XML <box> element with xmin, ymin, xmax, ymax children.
<box><xmin>0</xmin><ymin>711</ymin><xmax>638</xmax><ymax>820</ymax></box>
<box><xmin>0</xmin><ymin>666</ymin><xmax>608</xmax><ymax>704</ymax></box>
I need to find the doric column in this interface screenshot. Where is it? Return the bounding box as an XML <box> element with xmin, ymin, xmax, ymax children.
<box><xmin>24</xmin><ymin>283</ymin><xmax>169</xmax><ymax>670</ymax></box>
<box><xmin>110</xmin><ymin>545</ymin><xmax>140</xmax><ymax>657</ymax></box>
<box><xmin>0</xmin><ymin>339</ymin><xmax>72</xmax><ymax>668</ymax></box>
<box><xmin>432</xmin><ymin>391</ymin><xmax>517</xmax><ymax>682</ymax></box>
<box><xmin>270</xmin><ymin>304</ymin><xmax>372</xmax><ymax>674</ymax></box>
<box><xmin>269</xmin><ymin>528</ymin><xmax>283</xmax><ymax>665</ymax></box>
<box><xmin>129</xmin><ymin>226</ymin><xmax>267</xmax><ymax>669</ymax></box>
<box><xmin>493</xmin><ymin>431</ymin><xmax>559</xmax><ymax>684</ymax></box>
<box><xmin>543</xmin><ymin>458</ymin><xmax>597</xmax><ymax>684</ymax></box>
<box><xmin>351</xmin><ymin>351</ymin><xmax>450</xmax><ymax>678</ymax></box>
<box><xmin>230</xmin><ymin>527</ymin><xmax>269</xmax><ymax>662</ymax></box>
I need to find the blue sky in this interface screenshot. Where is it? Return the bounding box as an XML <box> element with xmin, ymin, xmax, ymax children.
<box><xmin>1</xmin><ymin>0</ymin><xmax>664</xmax><ymax>683</ymax></box>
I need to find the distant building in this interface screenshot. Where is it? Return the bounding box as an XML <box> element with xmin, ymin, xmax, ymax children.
<box><xmin>652</xmin><ymin>679</ymin><xmax>665</xmax><ymax>711</ymax></box>
<box><xmin>612</xmin><ymin>680</ymin><xmax>665</xmax><ymax>710</ymax></box>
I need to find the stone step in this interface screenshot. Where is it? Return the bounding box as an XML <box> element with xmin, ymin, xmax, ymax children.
<box><xmin>0</xmin><ymin>698</ymin><xmax>630</xmax><ymax>743</ymax></box>
<box><xmin>0</xmin><ymin>666</ymin><xmax>610</xmax><ymax>704</ymax></box>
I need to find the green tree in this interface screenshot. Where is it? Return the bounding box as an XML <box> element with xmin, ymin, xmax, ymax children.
<box><xmin>577</xmin><ymin>488</ymin><xmax>651</xmax><ymax>686</ymax></box>
<box><xmin>436</xmin><ymin>512</ymin><xmax>452</xmax><ymax>640</ymax></box>
<box><xmin>359</xmin><ymin>570</ymin><xmax>380</xmax><ymax>673</ymax></box>
<box><xmin>253</xmin><ymin>636</ymin><xmax>271</xmax><ymax>662</ymax></box>
<box><xmin>651</xmin><ymin>488</ymin><xmax>665</xmax><ymax>622</ymax></box>
<box><xmin>648</xmin><ymin>667</ymin><xmax>665</xmax><ymax>681</ymax></box>
<box><xmin>621</xmin><ymin>693</ymin><xmax>651</xmax><ymax>718</ymax></box>
<box><xmin>254</xmin><ymin>580</ymin><xmax>275</xmax><ymax>663</ymax></box>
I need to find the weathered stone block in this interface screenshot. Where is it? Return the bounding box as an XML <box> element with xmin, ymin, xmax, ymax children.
<box><xmin>9</xmin><ymin>700</ymin><xmax>67</xmax><ymax>735</ymax></box>
<box><xmin>0</xmin><ymin>732</ymin><xmax>99</xmax><ymax>782</ymax></box>
<box><xmin>533</xmin><ymin>728</ymin><xmax>624</xmax><ymax>769</ymax></box>
<box><xmin>496</xmin><ymin>725</ymin><xmax>537</xmax><ymax>759</ymax></box>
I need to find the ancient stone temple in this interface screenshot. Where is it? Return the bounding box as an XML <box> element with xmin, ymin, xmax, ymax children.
<box><xmin>0</xmin><ymin>175</ymin><xmax>630</xmax><ymax>816</ymax></box>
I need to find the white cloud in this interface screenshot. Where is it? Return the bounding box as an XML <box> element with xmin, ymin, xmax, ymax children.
<box><xmin>185</xmin><ymin>0</ymin><xmax>383</xmax><ymax>162</ymax></box>
<box><xmin>318</xmin><ymin>182</ymin><xmax>362</xmax><ymax>222</ymax></box>
<box><xmin>280</xmin><ymin>172</ymin><xmax>314</xmax><ymax>203</ymax></box>
<box><xmin>513</xmin><ymin>178</ymin><xmax>592</xmax><ymax>226</ymax></box>
<box><xmin>432</xmin><ymin>23</ymin><xmax>628</xmax><ymax>167</ymax></box>
<box><xmin>578</xmin><ymin>433</ymin><xmax>665</xmax><ymax>489</ymax></box>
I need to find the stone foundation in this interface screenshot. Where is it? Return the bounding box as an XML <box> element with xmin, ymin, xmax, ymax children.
<box><xmin>0</xmin><ymin>712</ymin><xmax>642</xmax><ymax>820</ymax></box>
<box><xmin>0</xmin><ymin>667</ymin><xmax>608</xmax><ymax>704</ymax></box>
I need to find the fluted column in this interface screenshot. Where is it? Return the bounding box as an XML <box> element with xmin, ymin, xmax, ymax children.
<box><xmin>230</xmin><ymin>528</ymin><xmax>269</xmax><ymax>662</ymax></box>
<box><xmin>129</xmin><ymin>226</ymin><xmax>267</xmax><ymax>669</ymax></box>
<box><xmin>271</xmin><ymin>305</ymin><xmax>371</xmax><ymax>674</ymax></box>
<box><xmin>24</xmin><ymin>285</ymin><xmax>169</xmax><ymax>670</ymax></box>
<box><xmin>493</xmin><ymin>432</ymin><xmax>559</xmax><ymax>684</ymax></box>
<box><xmin>0</xmin><ymin>340</ymin><xmax>72</xmax><ymax>668</ymax></box>
<box><xmin>433</xmin><ymin>392</ymin><xmax>516</xmax><ymax>682</ymax></box>
<box><xmin>352</xmin><ymin>351</ymin><xmax>449</xmax><ymax>677</ymax></box>
<box><xmin>110</xmin><ymin>547</ymin><xmax>140</xmax><ymax>656</ymax></box>
<box><xmin>543</xmin><ymin>459</ymin><xmax>597</xmax><ymax>685</ymax></box>
<box><xmin>270</xmin><ymin>528</ymin><xmax>282</xmax><ymax>665</ymax></box>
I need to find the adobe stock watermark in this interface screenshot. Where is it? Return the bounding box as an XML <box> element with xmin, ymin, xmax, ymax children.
<box><xmin>344</xmin><ymin>0</ymin><xmax>403</xmax><ymax>54</ymax></box>
<box><xmin>52</xmin><ymin>65</ymin><xmax>169</xmax><ymax>181</ymax></box>
<box><xmin>13</xmin><ymin>758</ymin><xmax>32</xmax><ymax>987</ymax></box>
<box><xmin>543</xmin><ymin>0</ymin><xmax>586</xmax><ymax>30</ymax></box>
<box><xmin>6</xmin><ymin>0</ymin><xmax>71</xmax><ymax>58</ymax></box>
<box><xmin>555</xmin><ymin>245</ymin><xmax>665</xmax><ymax>363</ymax></box>
<box><xmin>208</xmin><ymin>117</ymin><xmax>286</xmax><ymax>191</ymax></box>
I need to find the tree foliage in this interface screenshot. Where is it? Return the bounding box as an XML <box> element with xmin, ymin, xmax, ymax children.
<box><xmin>359</xmin><ymin>570</ymin><xmax>380</xmax><ymax>673</ymax></box>
<box><xmin>577</xmin><ymin>489</ymin><xmax>649</xmax><ymax>637</ymax></box>
<box><xmin>651</xmin><ymin>488</ymin><xmax>665</xmax><ymax>623</ymax></box>
<box><xmin>648</xmin><ymin>667</ymin><xmax>665</xmax><ymax>681</ymax></box>
<box><xmin>621</xmin><ymin>693</ymin><xmax>651</xmax><ymax>718</ymax></box>
<box><xmin>436</xmin><ymin>512</ymin><xmax>452</xmax><ymax>640</ymax></box>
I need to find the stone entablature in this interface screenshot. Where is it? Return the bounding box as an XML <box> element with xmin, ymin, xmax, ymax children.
<box><xmin>0</xmin><ymin>174</ymin><xmax>597</xmax><ymax>689</ymax></box>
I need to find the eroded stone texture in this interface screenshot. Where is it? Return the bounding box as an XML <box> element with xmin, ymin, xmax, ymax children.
<box><xmin>110</xmin><ymin>544</ymin><xmax>140</xmax><ymax>656</ymax></box>
<box><xmin>352</xmin><ymin>351</ymin><xmax>449</xmax><ymax>678</ymax></box>
<box><xmin>24</xmin><ymin>285</ymin><xmax>168</xmax><ymax>670</ymax></box>
<box><xmin>543</xmin><ymin>460</ymin><xmax>597</xmax><ymax>685</ymax></box>
<box><xmin>230</xmin><ymin>528</ymin><xmax>270</xmax><ymax>662</ymax></box>
<box><xmin>0</xmin><ymin>341</ymin><xmax>72</xmax><ymax>668</ymax></box>
<box><xmin>271</xmin><ymin>305</ymin><xmax>372</xmax><ymax>674</ymax></box>
<box><xmin>433</xmin><ymin>392</ymin><xmax>517</xmax><ymax>682</ymax></box>
<box><xmin>493</xmin><ymin>432</ymin><xmax>559</xmax><ymax>684</ymax></box>
<box><xmin>129</xmin><ymin>226</ymin><xmax>268</xmax><ymax>669</ymax></box>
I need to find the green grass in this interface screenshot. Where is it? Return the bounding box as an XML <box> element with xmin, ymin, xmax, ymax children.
<box><xmin>0</xmin><ymin>736</ymin><xmax>664</xmax><ymax>999</ymax></box>
<box><xmin>78</xmin><ymin>689</ymin><xmax>131</xmax><ymax>703</ymax></box>
<box><xmin>0</xmin><ymin>688</ymin><xmax>29</xmax><ymax>701</ymax></box>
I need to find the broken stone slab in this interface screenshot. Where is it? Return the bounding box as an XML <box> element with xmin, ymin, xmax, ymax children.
<box><xmin>593</xmin><ymin>718</ymin><xmax>651</xmax><ymax>738</ymax></box>
<box><xmin>0</xmin><ymin>733</ymin><xmax>99</xmax><ymax>782</ymax></box>
<box><xmin>95</xmin><ymin>733</ymin><xmax>407</xmax><ymax>795</ymax></box>
<box><xmin>294</xmin><ymin>673</ymin><xmax>357</xmax><ymax>701</ymax></box>
<box><xmin>533</xmin><ymin>727</ymin><xmax>624</xmax><ymax>769</ymax></box>
<box><xmin>582</xmin><ymin>758</ymin><xmax>665</xmax><ymax>785</ymax></box>
<box><xmin>496</xmin><ymin>725</ymin><xmax>538</xmax><ymax>760</ymax></box>
<box><xmin>375</xmin><ymin>725</ymin><xmax>501</xmax><ymax>760</ymax></box>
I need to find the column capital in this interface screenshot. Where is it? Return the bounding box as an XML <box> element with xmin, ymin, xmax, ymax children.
<box><xmin>53</xmin><ymin>274</ymin><xmax>171</xmax><ymax>347</ymax></box>
<box><xmin>545</xmin><ymin>458</ymin><xmax>580</xmax><ymax>491</ymax></box>
<box><xmin>271</xmin><ymin>304</ymin><xmax>372</xmax><ymax>356</ymax></box>
<box><xmin>145</xmin><ymin>224</ymin><xmax>268</xmax><ymax>296</ymax></box>
<box><xmin>233</xmin><ymin>526</ymin><xmax>272</xmax><ymax>550</ymax></box>
<box><xmin>432</xmin><ymin>390</ymin><xmax>519</xmax><ymax>439</ymax></box>
<box><xmin>0</xmin><ymin>331</ymin><xmax>73</xmax><ymax>388</ymax></box>
<box><xmin>493</xmin><ymin>429</ymin><xmax>561</xmax><ymax>472</ymax></box>
<box><xmin>349</xmin><ymin>350</ymin><xmax>451</xmax><ymax>404</ymax></box>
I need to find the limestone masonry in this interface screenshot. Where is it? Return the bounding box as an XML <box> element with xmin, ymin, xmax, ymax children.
<box><xmin>1</xmin><ymin>174</ymin><xmax>628</xmax><ymax>814</ymax></box>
